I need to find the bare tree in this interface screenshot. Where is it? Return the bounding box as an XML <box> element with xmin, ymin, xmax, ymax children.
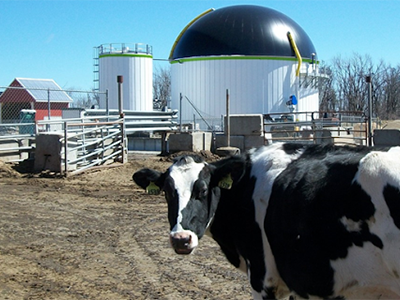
<box><xmin>328</xmin><ymin>54</ymin><xmax>391</xmax><ymax>119</ymax></box>
<box><xmin>153</xmin><ymin>65</ymin><xmax>171</xmax><ymax>110</ymax></box>
<box><xmin>332</xmin><ymin>54</ymin><xmax>370</xmax><ymax>111</ymax></box>
<box><xmin>65</xmin><ymin>87</ymin><xmax>100</xmax><ymax>109</ymax></box>
<box><xmin>318</xmin><ymin>62</ymin><xmax>337</xmax><ymax>112</ymax></box>
<box><xmin>379</xmin><ymin>66</ymin><xmax>400</xmax><ymax>119</ymax></box>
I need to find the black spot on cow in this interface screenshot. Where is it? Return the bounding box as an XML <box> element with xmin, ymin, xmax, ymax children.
<box><xmin>181</xmin><ymin>168</ymin><xmax>214</xmax><ymax>238</ymax></box>
<box><xmin>281</xmin><ymin>143</ymin><xmax>306</xmax><ymax>155</ymax></box>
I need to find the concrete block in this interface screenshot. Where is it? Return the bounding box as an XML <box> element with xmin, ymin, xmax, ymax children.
<box><xmin>244</xmin><ymin>135</ymin><xmax>265</xmax><ymax>150</ymax></box>
<box><xmin>128</xmin><ymin>137</ymin><xmax>161</xmax><ymax>151</ymax></box>
<box><xmin>374</xmin><ymin>129</ymin><xmax>400</xmax><ymax>146</ymax></box>
<box><xmin>168</xmin><ymin>132</ymin><xmax>212</xmax><ymax>153</ymax></box>
<box><xmin>34</xmin><ymin>133</ymin><xmax>63</xmax><ymax>172</ymax></box>
<box><xmin>315</xmin><ymin>129</ymin><xmax>333</xmax><ymax>144</ymax></box>
<box><xmin>225</xmin><ymin>114</ymin><xmax>263</xmax><ymax>136</ymax></box>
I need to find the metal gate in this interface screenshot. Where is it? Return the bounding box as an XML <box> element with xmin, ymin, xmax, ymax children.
<box><xmin>61</xmin><ymin>118</ymin><xmax>126</xmax><ymax>176</ymax></box>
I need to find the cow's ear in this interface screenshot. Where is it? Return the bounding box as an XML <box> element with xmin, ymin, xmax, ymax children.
<box><xmin>218</xmin><ymin>173</ymin><xmax>233</xmax><ymax>189</ymax></box>
<box><xmin>132</xmin><ymin>168</ymin><xmax>164</xmax><ymax>194</ymax></box>
<box><xmin>211</xmin><ymin>156</ymin><xmax>246</xmax><ymax>189</ymax></box>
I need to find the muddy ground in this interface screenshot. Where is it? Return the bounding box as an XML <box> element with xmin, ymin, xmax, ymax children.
<box><xmin>0</xmin><ymin>153</ymin><xmax>251</xmax><ymax>300</ymax></box>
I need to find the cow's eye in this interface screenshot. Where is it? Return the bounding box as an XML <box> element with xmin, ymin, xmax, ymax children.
<box><xmin>193</xmin><ymin>180</ymin><xmax>208</xmax><ymax>200</ymax></box>
<box><xmin>199</xmin><ymin>187</ymin><xmax>208</xmax><ymax>198</ymax></box>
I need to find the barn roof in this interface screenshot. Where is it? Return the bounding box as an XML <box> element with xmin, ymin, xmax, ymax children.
<box><xmin>13</xmin><ymin>78</ymin><xmax>73</xmax><ymax>103</ymax></box>
<box><xmin>170</xmin><ymin>5</ymin><xmax>317</xmax><ymax>61</ymax></box>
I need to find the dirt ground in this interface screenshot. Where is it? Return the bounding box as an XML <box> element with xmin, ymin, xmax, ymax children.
<box><xmin>0</xmin><ymin>152</ymin><xmax>251</xmax><ymax>300</ymax></box>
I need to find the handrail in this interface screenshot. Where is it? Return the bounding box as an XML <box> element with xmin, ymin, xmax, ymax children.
<box><xmin>263</xmin><ymin>110</ymin><xmax>370</xmax><ymax>145</ymax></box>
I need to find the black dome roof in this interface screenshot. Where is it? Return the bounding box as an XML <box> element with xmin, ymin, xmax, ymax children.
<box><xmin>170</xmin><ymin>5</ymin><xmax>317</xmax><ymax>60</ymax></box>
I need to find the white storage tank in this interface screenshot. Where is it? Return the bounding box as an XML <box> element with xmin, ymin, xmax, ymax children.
<box><xmin>97</xmin><ymin>43</ymin><xmax>153</xmax><ymax>111</ymax></box>
<box><xmin>170</xmin><ymin>5</ymin><xmax>322</xmax><ymax>128</ymax></box>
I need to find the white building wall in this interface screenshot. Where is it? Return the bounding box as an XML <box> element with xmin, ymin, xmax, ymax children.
<box><xmin>99</xmin><ymin>55</ymin><xmax>153</xmax><ymax>111</ymax></box>
<box><xmin>171</xmin><ymin>58</ymin><xmax>319</xmax><ymax>128</ymax></box>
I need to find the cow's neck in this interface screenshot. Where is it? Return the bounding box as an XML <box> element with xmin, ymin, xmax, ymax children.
<box><xmin>208</xmin><ymin>163</ymin><xmax>266</xmax><ymax>285</ymax></box>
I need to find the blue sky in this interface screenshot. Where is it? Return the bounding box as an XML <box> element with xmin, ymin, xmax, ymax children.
<box><xmin>1</xmin><ymin>0</ymin><xmax>399</xmax><ymax>90</ymax></box>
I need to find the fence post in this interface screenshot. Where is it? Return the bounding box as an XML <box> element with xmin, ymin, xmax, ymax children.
<box><xmin>366</xmin><ymin>75</ymin><xmax>373</xmax><ymax>146</ymax></box>
<box><xmin>226</xmin><ymin>89</ymin><xmax>230</xmax><ymax>147</ymax></box>
<box><xmin>47</xmin><ymin>89</ymin><xmax>51</xmax><ymax>132</ymax></box>
<box><xmin>63</xmin><ymin>121</ymin><xmax>68</xmax><ymax>176</ymax></box>
<box><xmin>100</xmin><ymin>127</ymin><xmax>105</xmax><ymax>161</ymax></box>
<box><xmin>120</xmin><ymin>120</ymin><xmax>127</xmax><ymax>163</ymax></box>
<box><xmin>106</xmin><ymin>89</ymin><xmax>109</xmax><ymax>121</ymax></box>
<box><xmin>179</xmin><ymin>93</ymin><xmax>182</xmax><ymax>132</ymax></box>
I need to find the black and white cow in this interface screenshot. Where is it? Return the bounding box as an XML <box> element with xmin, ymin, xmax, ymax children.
<box><xmin>133</xmin><ymin>143</ymin><xmax>400</xmax><ymax>299</ymax></box>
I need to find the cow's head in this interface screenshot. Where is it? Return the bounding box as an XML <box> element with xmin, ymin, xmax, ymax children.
<box><xmin>133</xmin><ymin>155</ymin><xmax>246</xmax><ymax>255</ymax></box>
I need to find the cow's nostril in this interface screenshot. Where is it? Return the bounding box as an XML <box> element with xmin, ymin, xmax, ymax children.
<box><xmin>174</xmin><ymin>236</ymin><xmax>190</xmax><ymax>247</ymax></box>
<box><xmin>170</xmin><ymin>233</ymin><xmax>193</xmax><ymax>255</ymax></box>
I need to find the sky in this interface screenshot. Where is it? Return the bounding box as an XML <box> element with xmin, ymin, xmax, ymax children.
<box><xmin>1</xmin><ymin>0</ymin><xmax>400</xmax><ymax>91</ymax></box>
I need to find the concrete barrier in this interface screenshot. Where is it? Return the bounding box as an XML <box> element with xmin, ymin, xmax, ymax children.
<box><xmin>168</xmin><ymin>132</ymin><xmax>212</xmax><ymax>153</ymax></box>
<box><xmin>374</xmin><ymin>129</ymin><xmax>400</xmax><ymax>146</ymax></box>
<box><xmin>225</xmin><ymin>114</ymin><xmax>263</xmax><ymax>136</ymax></box>
<box><xmin>34</xmin><ymin>133</ymin><xmax>63</xmax><ymax>172</ymax></box>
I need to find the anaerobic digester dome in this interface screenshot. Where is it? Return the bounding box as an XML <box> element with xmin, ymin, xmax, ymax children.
<box><xmin>170</xmin><ymin>5</ymin><xmax>321</xmax><ymax>128</ymax></box>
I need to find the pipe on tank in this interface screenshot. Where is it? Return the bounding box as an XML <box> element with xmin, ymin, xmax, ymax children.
<box><xmin>287</xmin><ymin>32</ymin><xmax>302</xmax><ymax>77</ymax></box>
<box><xmin>117</xmin><ymin>75</ymin><xmax>124</xmax><ymax>117</ymax></box>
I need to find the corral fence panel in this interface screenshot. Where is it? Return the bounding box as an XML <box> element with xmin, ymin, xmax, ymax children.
<box><xmin>60</xmin><ymin>118</ymin><xmax>126</xmax><ymax>176</ymax></box>
<box><xmin>0</xmin><ymin>85</ymin><xmax>178</xmax><ymax>174</ymax></box>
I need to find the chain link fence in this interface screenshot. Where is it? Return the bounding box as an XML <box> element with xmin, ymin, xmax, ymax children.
<box><xmin>0</xmin><ymin>84</ymin><xmax>107</xmax><ymax>163</ymax></box>
<box><xmin>0</xmin><ymin>85</ymin><xmax>106</xmax><ymax>130</ymax></box>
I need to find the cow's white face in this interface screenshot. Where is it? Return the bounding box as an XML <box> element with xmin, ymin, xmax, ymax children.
<box><xmin>159</xmin><ymin>156</ymin><xmax>222</xmax><ymax>255</ymax></box>
<box><xmin>166</xmin><ymin>157</ymin><xmax>208</xmax><ymax>254</ymax></box>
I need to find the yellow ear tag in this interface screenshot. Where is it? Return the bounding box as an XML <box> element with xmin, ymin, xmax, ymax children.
<box><xmin>218</xmin><ymin>173</ymin><xmax>233</xmax><ymax>190</ymax></box>
<box><xmin>146</xmin><ymin>182</ymin><xmax>160</xmax><ymax>195</ymax></box>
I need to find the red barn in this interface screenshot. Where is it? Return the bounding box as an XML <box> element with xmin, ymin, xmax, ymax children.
<box><xmin>0</xmin><ymin>78</ymin><xmax>73</xmax><ymax>123</ymax></box>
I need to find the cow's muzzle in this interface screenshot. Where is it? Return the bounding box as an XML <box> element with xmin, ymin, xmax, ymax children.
<box><xmin>170</xmin><ymin>231</ymin><xmax>197</xmax><ymax>255</ymax></box>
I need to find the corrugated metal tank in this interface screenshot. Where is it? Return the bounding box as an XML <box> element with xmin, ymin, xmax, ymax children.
<box><xmin>98</xmin><ymin>43</ymin><xmax>153</xmax><ymax>111</ymax></box>
<box><xmin>170</xmin><ymin>5</ymin><xmax>321</xmax><ymax>128</ymax></box>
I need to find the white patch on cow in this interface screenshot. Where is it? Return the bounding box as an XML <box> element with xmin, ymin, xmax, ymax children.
<box><xmin>330</xmin><ymin>148</ymin><xmax>400</xmax><ymax>298</ymax></box>
<box><xmin>169</xmin><ymin>157</ymin><xmax>207</xmax><ymax>249</ymax></box>
<box><xmin>250</xmin><ymin>144</ymin><xmax>304</xmax><ymax>204</ymax></box>
<box><xmin>249</xmin><ymin>143</ymin><xmax>304</xmax><ymax>297</ymax></box>
<box><xmin>340</xmin><ymin>216</ymin><xmax>362</xmax><ymax>233</ymax></box>
<box><xmin>355</xmin><ymin>148</ymin><xmax>400</xmax><ymax>197</ymax></box>
<box><xmin>354</xmin><ymin>149</ymin><xmax>400</xmax><ymax>235</ymax></box>
<box><xmin>331</xmin><ymin>242</ymin><xmax>400</xmax><ymax>299</ymax></box>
